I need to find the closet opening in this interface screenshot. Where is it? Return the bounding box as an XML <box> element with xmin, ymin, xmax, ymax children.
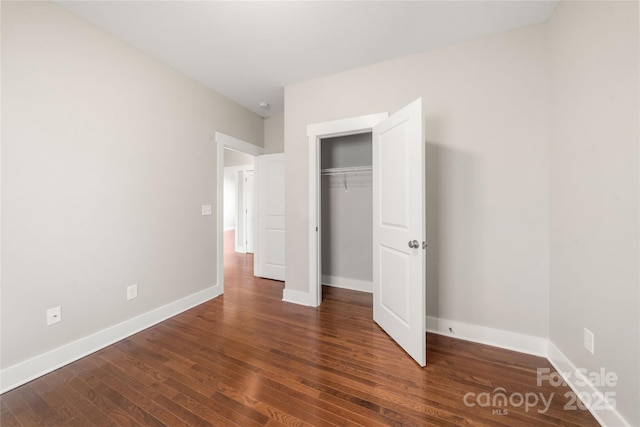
<box><xmin>320</xmin><ymin>132</ymin><xmax>373</xmax><ymax>298</ymax></box>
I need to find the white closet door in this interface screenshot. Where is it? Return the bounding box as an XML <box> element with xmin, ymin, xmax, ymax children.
<box><xmin>372</xmin><ymin>98</ymin><xmax>426</xmax><ymax>366</ymax></box>
<box><xmin>255</xmin><ymin>153</ymin><xmax>285</xmax><ymax>281</ymax></box>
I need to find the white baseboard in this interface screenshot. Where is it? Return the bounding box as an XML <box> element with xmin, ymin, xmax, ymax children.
<box><xmin>224</xmin><ymin>226</ymin><xmax>236</xmax><ymax>231</ymax></box>
<box><xmin>426</xmin><ymin>316</ymin><xmax>548</xmax><ymax>357</ymax></box>
<box><xmin>4</xmin><ymin>279</ymin><xmax>628</xmax><ymax>427</ymax></box>
<box><xmin>0</xmin><ymin>285</ymin><xmax>221</xmax><ymax>394</ymax></box>
<box><xmin>282</xmin><ymin>289</ymin><xmax>317</xmax><ymax>307</ymax></box>
<box><xmin>547</xmin><ymin>342</ymin><xmax>630</xmax><ymax>427</ymax></box>
<box><xmin>321</xmin><ymin>275</ymin><xmax>372</xmax><ymax>293</ymax></box>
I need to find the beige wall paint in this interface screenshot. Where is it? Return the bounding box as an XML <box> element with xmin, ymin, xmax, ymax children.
<box><xmin>549</xmin><ymin>2</ymin><xmax>639</xmax><ymax>425</ymax></box>
<box><xmin>224</xmin><ymin>149</ymin><xmax>255</xmax><ymax>167</ymax></box>
<box><xmin>1</xmin><ymin>1</ymin><xmax>263</xmax><ymax>368</ymax></box>
<box><xmin>285</xmin><ymin>24</ymin><xmax>551</xmax><ymax>338</ymax></box>
<box><xmin>264</xmin><ymin>112</ymin><xmax>285</xmax><ymax>154</ymax></box>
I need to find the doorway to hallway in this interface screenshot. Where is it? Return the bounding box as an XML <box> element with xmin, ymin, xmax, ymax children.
<box><xmin>224</xmin><ymin>229</ymin><xmax>254</xmax><ymax>281</ymax></box>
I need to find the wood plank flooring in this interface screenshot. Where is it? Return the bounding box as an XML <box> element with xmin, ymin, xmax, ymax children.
<box><xmin>1</xmin><ymin>231</ymin><xmax>598</xmax><ymax>426</ymax></box>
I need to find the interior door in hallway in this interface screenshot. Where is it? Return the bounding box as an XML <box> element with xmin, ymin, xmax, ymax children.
<box><xmin>255</xmin><ymin>153</ymin><xmax>285</xmax><ymax>281</ymax></box>
<box><xmin>244</xmin><ymin>171</ymin><xmax>255</xmax><ymax>253</ymax></box>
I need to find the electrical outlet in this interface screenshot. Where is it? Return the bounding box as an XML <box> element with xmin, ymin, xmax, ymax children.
<box><xmin>46</xmin><ymin>306</ymin><xmax>61</xmax><ymax>325</ymax></box>
<box><xmin>201</xmin><ymin>204</ymin><xmax>212</xmax><ymax>216</ymax></box>
<box><xmin>127</xmin><ymin>284</ymin><xmax>138</xmax><ymax>301</ymax></box>
<box><xmin>584</xmin><ymin>328</ymin><xmax>595</xmax><ymax>354</ymax></box>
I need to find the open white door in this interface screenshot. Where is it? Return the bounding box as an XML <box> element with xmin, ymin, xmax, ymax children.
<box><xmin>255</xmin><ymin>153</ymin><xmax>285</xmax><ymax>281</ymax></box>
<box><xmin>372</xmin><ymin>98</ymin><xmax>426</xmax><ymax>366</ymax></box>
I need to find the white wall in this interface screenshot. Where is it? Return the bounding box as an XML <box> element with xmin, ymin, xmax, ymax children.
<box><xmin>548</xmin><ymin>2</ymin><xmax>639</xmax><ymax>425</ymax></box>
<box><xmin>224</xmin><ymin>149</ymin><xmax>254</xmax><ymax>167</ymax></box>
<box><xmin>264</xmin><ymin>111</ymin><xmax>285</xmax><ymax>154</ymax></box>
<box><xmin>1</xmin><ymin>1</ymin><xmax>263</xmax><ymax>371</ymax></box>
<box><xmin>285</xmin><ymin>23</ymin><xmax>550</xmax><ymax>339</ymax></box>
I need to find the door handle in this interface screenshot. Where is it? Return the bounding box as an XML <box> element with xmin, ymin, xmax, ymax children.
<box><xmin>408</xmin><ymin>240</ymin><xmax>419</xmax><ymax>249</ymax></box>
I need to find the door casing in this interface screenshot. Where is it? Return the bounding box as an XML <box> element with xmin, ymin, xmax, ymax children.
<box><xmin>215</xmin><ymin>132</ymin><xmax>265</xmax><ymax>296</ymax></box>
<box><xmin>307</xmin><ymin>113</ymin><xmax>389</xmax><ymax>307</ymax></box>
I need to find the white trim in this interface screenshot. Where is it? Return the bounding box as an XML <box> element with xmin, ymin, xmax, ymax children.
<box><xmin>224</xmin><ymin>226</ymin><xmax>236</xmax><ymax>231</ymax></box>
<box><xmin>216</xmin><ymin>141</ymin><xmax>225</xmax><ymax>292</ymax></box>
<box><xmin>215</xmin><ymin>132</ymin><xmax>265</xmax><ymax>157</ymax></box>
<box><xmin>282</xmin><ymin>289</ymin><xmax>316</xmax><ymax>306</ymax></box>
<box><xmin>308</xmin><ymin>133</ymin><xmax>321</xmax><ymax>306</ymax></box>
<box><xmin>321</xmin><ymin>275</ymin><xmax>372</xmax><ymax>293</ymax></box>
<box><xmin>0</xmin><ymin>286</ymin><xmax>220</xmax><ymax>394</ymax></box>
<box><xmin>306</xmin><ymin>113</ymin><xmax>390</xmax><ymax>138</ymax></box>
<box><xmin>426</xmin><ymin>316</ymin><xmax>548</xmax><ymax>357</ymax></box>
<box><xmin>306</xmin><ymin>112</ymin><xmax>388</xmax><ymax>308</ymax></box>
<box><xmin>215</xmin><ymin>132</ymin><xmax>265</xmax><ymax>295</ymax></box>
<box><xmin>547</xmin><ymin>342</ymin><xmax>630</xmax><ymax>427</ymax></box>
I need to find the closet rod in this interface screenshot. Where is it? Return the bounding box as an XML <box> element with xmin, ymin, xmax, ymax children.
<box><xmin>320</xmin><ymin>166</ymin><xmax>372</xmax><ymax>176</ymax></box>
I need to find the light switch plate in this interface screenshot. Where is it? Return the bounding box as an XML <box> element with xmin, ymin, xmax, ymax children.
<box><xmin>201</xmin><ymin>204</ymin><xmax>212</xmax><ymax>216</ymax></box>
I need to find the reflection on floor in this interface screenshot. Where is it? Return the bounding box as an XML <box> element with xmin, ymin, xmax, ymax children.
<box><xmin>224</xmin><ymin>229</ymin><xmax>255</xmax><ymax>282</ymax></box>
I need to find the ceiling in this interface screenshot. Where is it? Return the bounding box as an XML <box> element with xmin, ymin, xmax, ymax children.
<box><xmin>55</xmin><ymin>1</ymin><xmax>558</xmax><ymax>117</ymax></box>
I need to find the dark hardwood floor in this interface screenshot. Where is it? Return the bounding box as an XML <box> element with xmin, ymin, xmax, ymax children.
<box><xmin>1</xmin><ymin>231</ymin><xmax>598</xmax><ymax>426</ymax></box>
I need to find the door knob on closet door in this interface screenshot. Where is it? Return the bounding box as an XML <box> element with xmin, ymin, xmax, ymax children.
<box><xmin>408</xmin><ymin>240</ymin><xmax>419</xmax><ymax>249</ymax></box>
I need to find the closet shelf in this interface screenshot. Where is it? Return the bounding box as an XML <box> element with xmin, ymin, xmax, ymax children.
<box><xmin>321</xmin><ymin>166</ymin><xmax>372</xmax><ymax>176</ymax></box>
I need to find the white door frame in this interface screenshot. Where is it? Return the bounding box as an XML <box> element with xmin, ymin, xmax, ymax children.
<box><xmin>215</xmin><ymin>132</ymin><xmax>265</xmax><ymax>294</ymax></box>
<box><xmin>307</xmin><ymin>113</ymin><xmax>388</xmax><ymax>307</ymax></box>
